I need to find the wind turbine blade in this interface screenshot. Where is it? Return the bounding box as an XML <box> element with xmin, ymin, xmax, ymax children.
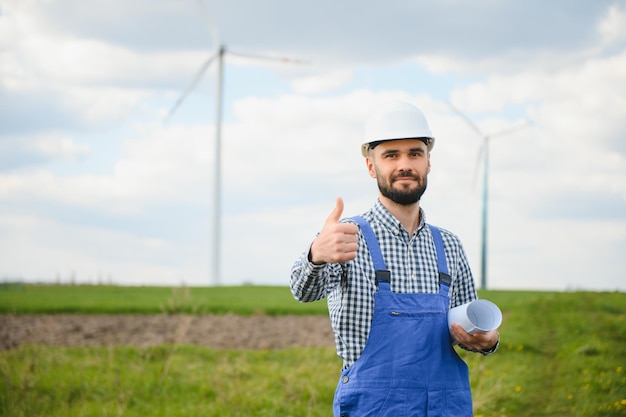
<box><xmin>228</xmin><ymin>49</ymin><xmax>310</xmax><ymax>65</ymax></box>
<box><xmin>164</xmin><ymin>53</ymin><xmax>218</xmax><ymax>122</ymax></box>
<box><xmin>446</xmin><ymin>100</ymin><xmax>484</xmax><ymax>137</ymax></box>
<box><xmin>195</xmin><ymin>0</ymin><xmax>220</xmax><ymax>47</ymax></box>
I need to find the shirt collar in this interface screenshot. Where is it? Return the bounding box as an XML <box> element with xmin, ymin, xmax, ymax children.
<box><xmin>372</xmin><ymin>199</ymin><xmax>427</xmax><ymax>236</ymax></box>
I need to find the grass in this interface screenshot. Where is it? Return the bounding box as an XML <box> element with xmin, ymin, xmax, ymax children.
<box><xmin>0</xmin><ymin>283</ymin><xmax>328</xmax><ymax>315</ymax></box>
<box><xmin>1</xmin><ymin>285</ymin><xmax>625</xmax><ymax>416</ymax></box>
<box><xmin>0</xmin><ymin>345</ymin><xmax>339</xmax><ymax>417</ymax></box>
<box><xmin>464</xmin><ymin>290</ymin><xmax>626</xmax><ymax>416</ymax></box>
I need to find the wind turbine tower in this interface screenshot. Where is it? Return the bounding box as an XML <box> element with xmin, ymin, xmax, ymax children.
<box><xmin>447</xmin><ymin>102</ymin><xmax>531</xmax><ymax>290</ymax></box>
<box><xmin>166</xmin><ymin>17</ymin><xmax>305</xmax><ymax>285</ymax></box>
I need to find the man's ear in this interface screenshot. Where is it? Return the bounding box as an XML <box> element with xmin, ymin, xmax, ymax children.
<box><xmin>366</xmin><ymin>156</ymin><xmax>377</xmax><ymax>178</ymax></box>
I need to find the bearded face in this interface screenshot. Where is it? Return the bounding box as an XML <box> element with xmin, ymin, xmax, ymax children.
<box><xmin>366</xmin><ymin>139</ymin><xmax>431</xmax><ymax>206</ymax></box>
<box><xmin>375</xmin><ymin>169</ymin><xmax>427</xmax><ymax>205</ymax></box>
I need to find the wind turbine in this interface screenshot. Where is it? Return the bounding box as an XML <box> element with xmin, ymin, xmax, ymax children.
<box><xmin>447</xmin><ymin>102</ymin><xmax>531</xmax><ymax>290</ymax></box>
<box><xmin>165</xmin><ymin>6</ymin><xmax>306</xmax><ymax>286</ymax></box>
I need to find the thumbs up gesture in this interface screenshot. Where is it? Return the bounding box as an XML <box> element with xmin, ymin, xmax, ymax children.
<box><xmin>309</xmin><ymin>197</ymin><xmax>359</xmax><ymax>265</ymax></box>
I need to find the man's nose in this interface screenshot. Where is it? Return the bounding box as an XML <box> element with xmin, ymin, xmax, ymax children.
<box><xmin>396</xmin><ymin>155</ymin><xmax>413</xmax><ymax>170</ymax></box>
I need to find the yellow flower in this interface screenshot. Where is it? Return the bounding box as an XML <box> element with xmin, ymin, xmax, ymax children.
<box><xmin>567</xmin><ymin>394</ymin><xmax>573</xmax><ymax>400</ymax></box>
<box><xmin>515</xmin><ymin>385</ymin><xmax>522</xmax><ymax>393</ymax></box>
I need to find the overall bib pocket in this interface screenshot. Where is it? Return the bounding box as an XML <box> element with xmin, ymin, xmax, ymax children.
<box><xmin>337</xmin><ymin>383</ymin><xmax>408</xmax><ymax>417</ymax></box>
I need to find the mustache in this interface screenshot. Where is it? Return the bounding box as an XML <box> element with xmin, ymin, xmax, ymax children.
<box><xmin>391</xmin><ymin>172</ymin><xmax>421</xmax><ymax>182</ymax></box>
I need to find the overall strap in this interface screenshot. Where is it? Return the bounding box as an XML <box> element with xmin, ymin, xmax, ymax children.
<box><xmin>351</xmin><ymin>216</ymin><xmax>390</xmax><ymax>283</ymax></box>
<box><xmin>428</xmin><ymin>224</ymin><xmax>452</xmax><ymax>295</ymax></box>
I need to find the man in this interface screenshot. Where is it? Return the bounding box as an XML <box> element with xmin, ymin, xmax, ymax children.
<box><xmin>290</xmin><ymin>101</ymin><xmax>500</xmax><ymax>416</ymax></box>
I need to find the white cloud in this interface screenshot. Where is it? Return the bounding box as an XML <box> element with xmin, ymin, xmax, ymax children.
<box><xmin>0</xmin><ymin>211</ymin><xmax>197</xmax><ymax>285</ymax></box>
<box><xmin>598</xmin><ymin>2</ymin><xmax>626</xmax><ymax>47</ymax></box>
<box><xmin>291</xmin><ymin>69</ymin><xmax>354</xmax><ymax>94</ymax></box>
<box><xmin>0</xmin><ymin>0</ymin><xmax>624</xmax><ymax>291</ymax></box>
<box><xmin>446</xmin><ymin>48</ymin><xmax>626</xmax><ymax>223</ymax></box>
<box><xmin>32</xmin><ymin>135</ymin><xmax>90</xmax><ymax>159</ymax></box>
<box><xmin>0</xmin><ymin>133</ymin><xmax>90</xmax><ymax>170</ymax></box>
<box><xmin>0</xmin><ymin>122</ymin><xmax>217</xmax><ymax>214</ymax></box>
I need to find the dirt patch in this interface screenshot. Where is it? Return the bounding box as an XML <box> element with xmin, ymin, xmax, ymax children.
<box><xmin>0</xmin><ymin>314</ymin><xmax>335</xmax><ymax>351</ymax></box>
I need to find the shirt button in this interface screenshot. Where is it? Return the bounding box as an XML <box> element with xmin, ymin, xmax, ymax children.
<box><xmin>410</xmin><ymin>274</ymin><xmax>417</xmax><ymax>280</ymax></box>
<box><xmin>393</xmin><ymin>228</ymin><xmax>400</xmax><ymax>235</ymax></box>
<box><xmin>342</xmin><ymin>376</ymin><xmax>349</xmax><ymax>383</ymax></box>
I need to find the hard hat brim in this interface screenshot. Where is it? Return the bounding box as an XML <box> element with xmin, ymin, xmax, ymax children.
<box><xmin>361</xmin><ymin>137</ymin><xmax>435</xmax><ymax>157</ymax></box>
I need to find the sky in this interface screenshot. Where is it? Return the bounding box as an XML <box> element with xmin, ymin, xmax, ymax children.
<box><xmin>1</xmin><ymin>0</ymin><xmax>625</xmax><ymax>291</ymax></box>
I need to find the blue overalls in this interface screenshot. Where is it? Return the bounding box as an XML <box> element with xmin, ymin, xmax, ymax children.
<box><xmin>333</xmin><ymin>217</ymin><xmax>473</xmax><ymax>417</ymax></box>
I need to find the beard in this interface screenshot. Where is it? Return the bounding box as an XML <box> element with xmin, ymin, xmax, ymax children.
<box><xmin>377</xmin><ymin>171</ymin><xmax>427</xmax><ymax>206</ymax></box>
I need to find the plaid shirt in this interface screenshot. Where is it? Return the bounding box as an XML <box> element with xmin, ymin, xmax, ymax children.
<box><xmin>290</xmin><ymin>199</ymin><xmax>478</xmax><ymax>369</ymax></box>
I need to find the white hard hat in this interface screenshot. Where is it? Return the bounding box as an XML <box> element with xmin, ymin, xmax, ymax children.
<box><xmin>361</xmin><ymin>100</ymin><xmax>435</xmax><ymax>157</ymax></box>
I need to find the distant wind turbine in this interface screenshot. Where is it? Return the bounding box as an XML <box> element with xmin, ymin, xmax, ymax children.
<box><xmin>165</xmin><ymin>3</ymin><xmax>306</xmax><ymax>286</ymax></box>
<box><xmin>447</xmin><ymin>101</ymin><xmax>531</xmax><ymax>290</ymax></box>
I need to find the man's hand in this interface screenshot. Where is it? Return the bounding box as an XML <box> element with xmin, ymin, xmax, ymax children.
<box><xmin>450</xmin><ymin>324</ymin><xmax>499</xmax><ymax>352</ymax></box>
<box><xmin>309</xmin><ymin>197</ymin><xmax>359</xmax><ymax>265</ymax></box>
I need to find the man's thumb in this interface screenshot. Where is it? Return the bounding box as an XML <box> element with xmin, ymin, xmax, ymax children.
<box><xmin>326</xmin><ymin>197</ymin><xmax>344</xmax><ymax>224</ymax></box>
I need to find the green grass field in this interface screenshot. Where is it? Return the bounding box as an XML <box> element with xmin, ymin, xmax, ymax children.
<box><xmin>0</xmin><ymin>283</ymin><xmax>329</xmax><ymax>315</ymax></box>
<box><xmin>1</xmin><ymin>284</ymin><xmax>625</xmax><ymax>416</ymax></box>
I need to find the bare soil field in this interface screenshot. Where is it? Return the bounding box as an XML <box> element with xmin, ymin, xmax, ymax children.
<box><xmin>0</xmin><ymin>314</ymin><xmax>335</xmax><ymax>350</ymax></box>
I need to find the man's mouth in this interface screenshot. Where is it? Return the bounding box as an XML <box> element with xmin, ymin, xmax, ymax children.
<box><xmin>393</xmin><ymin>175</ymin><xmax>418</xmax><ymax>183</ymax></box>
